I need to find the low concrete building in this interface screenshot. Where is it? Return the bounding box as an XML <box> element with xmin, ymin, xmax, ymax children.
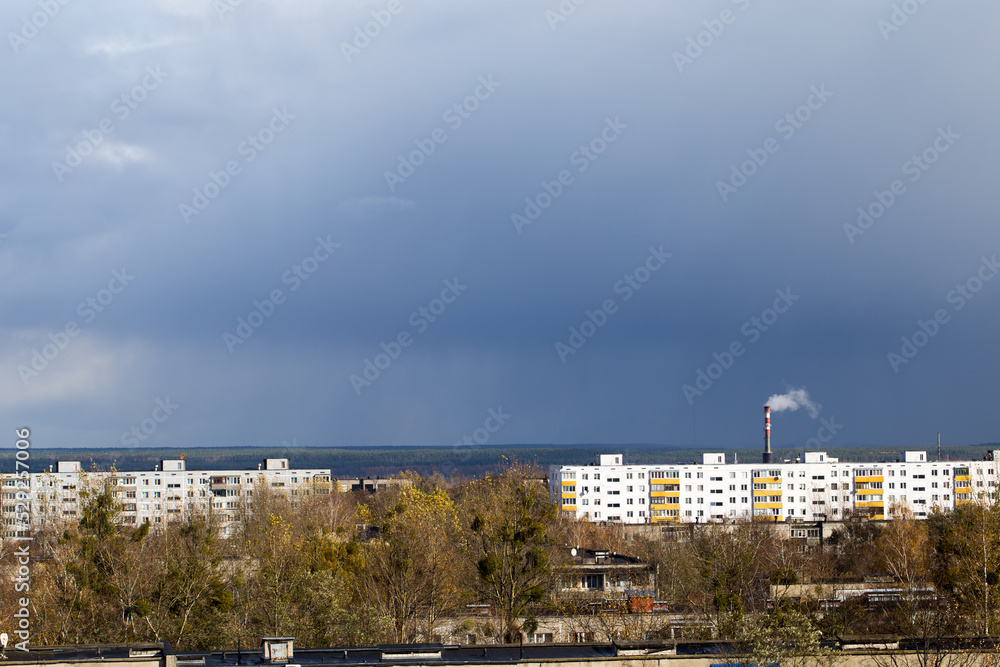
<box><xmin>559</xmin><ymin>549</ymin><xmax>657</xmax><ymax>598</ymax></box>
<box><xmin>334</xmin><ymin>477</ymin><xmax>413</xmax><ymax>493</ymax></box>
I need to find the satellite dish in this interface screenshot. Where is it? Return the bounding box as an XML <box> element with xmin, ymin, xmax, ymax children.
<box><xmin>570</xmin><ymin>548</ymin><xmax>577</xmax><ymax>556</ymax></box>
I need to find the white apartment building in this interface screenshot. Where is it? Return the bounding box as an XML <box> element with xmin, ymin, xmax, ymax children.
<box><xmin>550</xmin><ymin>451</ymin><xmax>1000</xmax><ymax>524</ymax></box>
<box><xmin>1</xmin><ymin>458</ymin><xmax>332</xmax><ymax>537</ymax></box>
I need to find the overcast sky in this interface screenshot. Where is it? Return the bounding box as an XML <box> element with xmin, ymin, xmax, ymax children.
<box><xmin>1</xmin><ymin>0</ymin><xmax>998</xmax><ymax>452</ymax></box>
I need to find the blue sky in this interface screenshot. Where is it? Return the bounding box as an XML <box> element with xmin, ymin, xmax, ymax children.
<box><xmin>1</xmin><ymin>0</ymin><xmax>998</xmax><ymax>450</ymax></box>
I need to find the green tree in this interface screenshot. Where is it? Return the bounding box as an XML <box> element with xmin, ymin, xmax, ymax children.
<box><xmin>147</xmin><ymin>515</ymin><xmax>233</xmax><ymax>649</ymax></box>
<box><xmin>460</xmin><ymin>464</ymin><xmax>559</xmax><ymax>642</ymax></box>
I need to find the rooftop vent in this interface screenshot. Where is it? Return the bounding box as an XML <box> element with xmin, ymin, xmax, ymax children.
<box><xmin>261</xmin><ymin>637</ymin><xmax>294</xmax><ymax>663</ymax></box>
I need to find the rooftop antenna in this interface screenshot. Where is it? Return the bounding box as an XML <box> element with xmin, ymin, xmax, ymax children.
<box><xmin>937</xmin><ymin>432</ymin><xmax>941</xmax><ymax>462</ymax></box>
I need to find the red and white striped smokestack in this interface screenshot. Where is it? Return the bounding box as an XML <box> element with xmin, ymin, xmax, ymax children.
<box><xmin>763</xmin><ymin>405</ymin><xmax>773</xmax><ymax>464</ymax></box>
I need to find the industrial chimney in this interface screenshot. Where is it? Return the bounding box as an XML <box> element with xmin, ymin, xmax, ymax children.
<box><xmin>763</xmin><ymin>405</ymin><xmax>773</xmax><ymax>464</ymax></box>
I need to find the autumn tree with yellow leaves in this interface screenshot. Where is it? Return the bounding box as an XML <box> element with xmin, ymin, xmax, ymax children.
<box><xmin>352</xmin><ymin>486</ymin><xmax>465</xmax><ymax>642</ymax></box>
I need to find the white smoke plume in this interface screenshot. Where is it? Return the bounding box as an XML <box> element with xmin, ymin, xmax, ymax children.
<box><xmin>765</xmin><ymin>388</ymin><xmax>820</xmax><ymax>419</ymax></box>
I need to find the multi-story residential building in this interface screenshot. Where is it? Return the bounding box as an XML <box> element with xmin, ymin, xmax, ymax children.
<box><xmin>1</xmin><ymin>457</ymin><xmax>332</xmax><ymax>537</ymax></box>
<box><xmin>550</xmin><ymin>451</ymin><xmax>1000</xmax><ymax>524</ymax></box>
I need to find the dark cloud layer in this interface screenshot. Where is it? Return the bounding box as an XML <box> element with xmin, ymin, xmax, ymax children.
<box><xmin>1</xmin><ymin>0</ymin><xmax>998</xmax><ymax>451</ymax></box>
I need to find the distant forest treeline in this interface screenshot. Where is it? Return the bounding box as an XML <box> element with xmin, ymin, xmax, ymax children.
<box><xmin>1</xmin><ymin>443</ymin><xmax>997</xmax><ymax>477</ymax></box>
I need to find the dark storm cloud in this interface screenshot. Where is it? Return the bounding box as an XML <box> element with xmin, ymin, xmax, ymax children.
<box><xmin>1</xmin><ymin>0</ymin><xmax>998</xmax><ymax>450</ymax></box>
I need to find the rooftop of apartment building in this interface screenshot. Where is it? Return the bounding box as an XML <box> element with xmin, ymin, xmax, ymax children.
<box><xmin>39</xmin><ymin>457</ymin><xmax>316</xmax><ymax>475</ymax></box>
<box><xmin>564</xmin><ymin>450</ymin><xmax>989</xmax><ymax>468</ymax></box>
<box><xmin>8</xmin><ymin>636</ymin><xmax>1000</xmax><ymax>666</ymax></box>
